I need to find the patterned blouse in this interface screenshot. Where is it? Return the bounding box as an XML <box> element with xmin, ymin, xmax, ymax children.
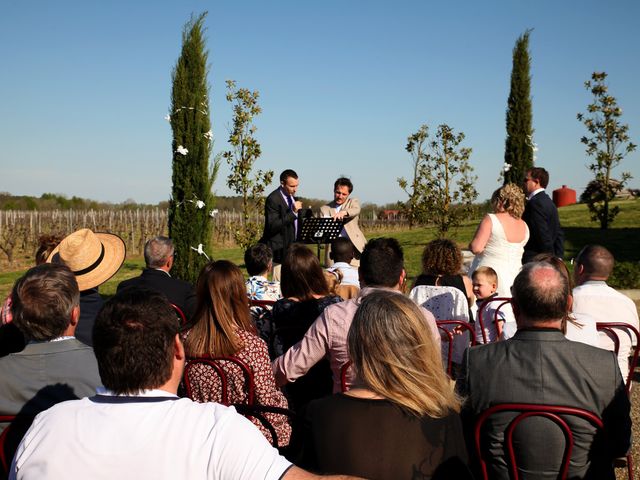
<box><xmin>246</xmin><ymin>276</ymin><xmax>282</xmax><ymax>302</ymax></box>
<box><xmin>185</xmin><ymin>329</ymin><xmax>292</xmax><ymax>446</ymax></box>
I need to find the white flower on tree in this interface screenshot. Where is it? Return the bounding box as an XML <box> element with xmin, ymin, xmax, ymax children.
<box><xmin>195</xmin><ymin>200</ymin><xmax>205</xmax><ymax>209</ymax></box>
<box><xmin>190</xmin><ymin>243</ymin><xmax>210</xmax><ymax>260</ymax></box>
<box><xmin>176</xmin><ymin>145</ymin><xmax>189</xmax><ymax>155</ymax></box>
<box><xmin>209</xmin><ymin>209</ymin><xmax>218</xmax><ymax>218</ymax></box>
<box><xmin>203</xmin><ymin>130</ymin><xmax>213</xmax><ymax>141</ymax></box>
<box><xmin>503</xmin><ymin>163</ymin><xmax>511</xmax><ymax>172</ymax></box>
<box><xmin>164</xmin><ymin>114</ymin><xmax>171</xmax><ymax>122</ymax></box>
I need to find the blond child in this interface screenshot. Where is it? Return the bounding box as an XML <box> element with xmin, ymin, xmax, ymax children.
<box><xmin>472</xmin><ymin>266</ymin><xmax>514</xmax><ymax>343</ymax></box>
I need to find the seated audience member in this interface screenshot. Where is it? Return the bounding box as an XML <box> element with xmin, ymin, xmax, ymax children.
<box><xmin>10</xmin><ymin>288</ymin><xmax>358</xmax><ymax>480</ymax></box>
<box><xmin>47</xmin><ymin>228</ymin><xmax>125</xmax><ymax>346</ymax></box>
<box><xmin>183</xmin><ymin>261</ymin><xmax>291</xmax><ymax>446</ymax></box>
<box><xmin>245</xmin><ymin>243</ymin><xmax>282</xmax><ymax>302</ymax></box>
<box><xmin>117</xmin><ymin>236</ymin><xmax>196</xmax><ymax>321</ymax></box>
<box><xmin>1</xmin><ymin>234</ymin><xmax>62</xmax><ymax>356</ymax></box>
<box><xmin>413</xmin><ymin>239</ymin><xmax>474</xmax><ymax>317</ymax></box>
<box><xmin>458</xmin><ymin>262</ymin><xmax>631</xmax><ymax>480</ymax></box>
<box><xmin>273</xmin><ymin>238</ymin><xmax>440</xmax><ymax>393</ymax></box>
<box><xmin>326</xmin><ymin>238</ymin><xmax>359</xmax><ymax>288</ymax></box>
<box><xmin>472</xmin><ymin>266</ymin><xmax>512</xmax><ymax>343</ymax></box>
<box><xmin>0</xmin><ymin>264</ymin><xmax>101</xmax><ymax>433</ymax></box>
<box><xmin>533</xmin><ymin>253</ymin><xmax>599</xmax><ymax>348</ymax></box>
<box><xmin>268</xmin><ymin>244</ymin><xmax>342</xmax><ymax>412</ymax></box>
<box><xmin>304</xmin><ymin>290</ymin><xmax>471</xmax><ymax>480</ymax></box>
<box><xmin>572</xmin><ymin>245</ymin><xmax>640</xmax><ymax>376</ymax></box>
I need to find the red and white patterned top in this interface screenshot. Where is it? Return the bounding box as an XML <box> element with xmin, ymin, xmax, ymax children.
<box><xmin>186</xmin><ymin>329</ymin><xmax>292</xmax><ymax>446</ymax></box>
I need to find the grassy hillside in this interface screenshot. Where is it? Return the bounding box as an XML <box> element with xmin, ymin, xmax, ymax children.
<box><xmin>1</xmin><ymin>199</ymin><xmax>638</xmax><ymax>299</ymax></box>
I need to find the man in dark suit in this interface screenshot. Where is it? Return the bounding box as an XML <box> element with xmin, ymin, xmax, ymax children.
<box><xmin>457</xmin><ymin>262</ymin><xmax>631</xmax><ymax>480</ymax></box>
<box><xmin>522</xmin><ymin>167</ymin><xmax>564</xmax><ymax>263</ymax></box>
<box><xmin>117</xmin><ymin>236</ymin><xmax>196</xmax><ymax>320</ymax></box>
<box><xmin>260</xmin><ymin>169</ymin><xmax>303</xmax><ymax>280</ymax></box>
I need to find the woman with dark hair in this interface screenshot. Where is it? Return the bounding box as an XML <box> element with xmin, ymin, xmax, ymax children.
<box><xmin>413</xmin><ymin>238</ymin><xmax>474</xmax><ymax>309</ymax></box>
<box><xmin>304</xmin><ymin>290</ymin><xmax>470</xmax><ymax>479</ymax></box>
<box><xmin>268</xmin><ymin>243</ymin><xmax>342</xmax><ymax>411</ymax></box>
<box><xmin>184</xmin><ymin>260</ymin><xmax>291</xmax><ymax>445</ymax></box>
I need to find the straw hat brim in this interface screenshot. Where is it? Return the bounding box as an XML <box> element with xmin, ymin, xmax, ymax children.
<box><xmin>47</xmin><ymin>232</ymin><xmax>126</xmax><ymax>291</ymax></box>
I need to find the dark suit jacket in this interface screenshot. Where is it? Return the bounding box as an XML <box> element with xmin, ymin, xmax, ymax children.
<box><xmin>77</xmin><ymin>289</ymin><xmax>103</xmax><ymax>346</ymax></box>
<box><xmin>117</xmin><ymin>269</ymin><xmax>196</xmax><ymax>321</ymax></box>
<box><xmin>522</xmin><ymin>191</ymin><xmax>564</xmax><ymax>263</ymax></box>
<box><xmin>260</xmin><ymin>188</ymin><xmax>298</xmax><ymax>264</ymax></box>
<box><xmin>458</xmin><ymin>329</ymin><xmax>631</xmax><ymax>480</ymax></box>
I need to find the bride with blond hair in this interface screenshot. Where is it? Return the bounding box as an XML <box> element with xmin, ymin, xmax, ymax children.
<box><xmin>303</xmin><ymin>290</ymin><xmax>471</xmax><ymax>479</ymax></box>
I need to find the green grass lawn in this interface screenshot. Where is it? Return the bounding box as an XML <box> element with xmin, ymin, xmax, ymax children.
<box><xmin>1</xmin><ymin>198</ymin><xmax>638</xmax><ymax>298</ymax></box>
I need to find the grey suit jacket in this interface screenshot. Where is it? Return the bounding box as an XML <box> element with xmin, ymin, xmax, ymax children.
<box><xmin>0</xmin><ymin>339</ymin><xmax>101</xmax><ymax>428</ymax></box>
<box><xmin>458</xmin><ymin>329</ymin><xmax>630</xmax><ymax>480</ymax></box>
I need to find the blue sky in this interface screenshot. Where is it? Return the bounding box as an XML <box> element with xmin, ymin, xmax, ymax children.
<box><xmin>1</xmin><ymin>0</ymin><xmax>638</xmax><ymax>205</ymax></box>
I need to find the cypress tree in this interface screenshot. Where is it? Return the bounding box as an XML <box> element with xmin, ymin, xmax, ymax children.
<box><xmin>168</xmin><ymin>12</ymin><xmax>214</xmax><ymax>283</ymax></box>
<box><xmin>503</xmin><ymin>30</ymin><xmax>534</xmax><ymax>185</ymax></box>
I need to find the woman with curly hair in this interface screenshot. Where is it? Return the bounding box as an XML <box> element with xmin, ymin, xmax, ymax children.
<box><xmin>468</xmin><ymin>183</ymin><xmax>529</xmax><ymax>297</ymax></box>
<box><xmin>413</xmin><ymin>238</ymin><xmax>474</xmax><ymax>308</ymax></box>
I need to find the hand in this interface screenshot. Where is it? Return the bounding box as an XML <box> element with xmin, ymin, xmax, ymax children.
<box><xmin>293</xmin><ymin>201</ymin><xmax>303</xmax><ymax>212</ymax></box>
<box><xmin>332</xmin><ymin>210</ymin><xmax>347</xmax><ymax>220</ymax></box>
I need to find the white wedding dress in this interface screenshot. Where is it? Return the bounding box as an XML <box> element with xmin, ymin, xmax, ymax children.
<box><xmin>468</xmin><ymin>213</ymin><xmax>530</xmax><ymax>297</ymax></box>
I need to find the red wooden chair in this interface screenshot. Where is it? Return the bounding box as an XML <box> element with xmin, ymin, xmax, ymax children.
<box><xmin>476</xmin><ymin>297</ymin><xmax>512</xmax><ymax>344</ymax></box>
<box><xmin>436</xmin><ymin>320</ymin><xmax>476</xmax><ymax>377</ymax></box>
<box><xmin>0</xmin><ymin>415</ymin><xmax>33</xmax><ymax>479</ymax></box>
<box><xmin>0</xmin><ymin>415</ymin><xmax>16</xmax><ymax>479</ymax></box>
<box><xmin>249</xmin><ymin>299</ymin><xmax>276</xmax><ymax>310</ymax></box>
<box><xmin>474</xmin><ymin>403</ymin><xmax>605</xmax><ymax>480</ymax></box>
<box><xmin>595</xmin><ymin>322</ymin><xmax>640</xmax><ymax>394</ymax></box>
<box><xmin>183</xmin><ymin>356</ymin><xmax>255</xmax><ymax>406</ymax></box>
<box><xmin>232</xmin><ymin>404</ymin><xmax>299</xmax><ymax>451</ymax></box>
<box><xmin>169</xmin><ymin>303</ymin><xmax>187</xmax><ymax>326</ymax></box>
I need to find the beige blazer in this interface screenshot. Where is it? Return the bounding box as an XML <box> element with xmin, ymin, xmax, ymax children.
<box><xmin>319</xmin><ymin>197</ymin><xmax>367</xmax><ymax>266</ymax></box>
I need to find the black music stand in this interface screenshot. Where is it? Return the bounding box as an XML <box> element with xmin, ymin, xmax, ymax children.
<box><xmin>298</xmin><ymin>217</ymin><xmax>344</xmax><ymax>260</ymax></box>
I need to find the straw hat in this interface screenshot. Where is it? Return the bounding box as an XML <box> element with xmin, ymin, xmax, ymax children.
<box><xmin>47</xmin><ymin>228</ymin><xmax>126</xmax><ymax>291</ymax></box>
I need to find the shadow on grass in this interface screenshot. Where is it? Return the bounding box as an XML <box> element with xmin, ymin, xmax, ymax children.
<box><xmin>563</xmin><ymin>227</ymin><xmax>640</xmax><ymax>262</ymax></box>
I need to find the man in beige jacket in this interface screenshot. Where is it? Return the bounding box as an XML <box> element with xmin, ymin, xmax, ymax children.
<box><xmin>320</xmin><ymin>177</ymin><xmax>366</xmax><ymax>266</ymax></box>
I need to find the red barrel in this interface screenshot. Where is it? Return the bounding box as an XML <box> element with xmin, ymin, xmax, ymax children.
<box><xmin>553</xmin><ymin>185</ymin><xmax>576</xmax><ymax>207</ymax></box>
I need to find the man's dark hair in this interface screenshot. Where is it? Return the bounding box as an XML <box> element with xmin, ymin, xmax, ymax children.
<box><xmin>512</xmin><ymin>262</ymin><xmax>569</xmax><ymax>323</ymax></box>
<box><xmin>330</xmin><ymin>238</ymin><xmax>355</xmax><ymax>264</ymax></box>
<box><xmin>575</xmin><ymin>244</ymin><xmax>614</xmax><ymax>279</ymax></box>
<box><xmin>334</xmin><ymin>177</ymin><xmax>353</xmax><ymax>194</ymax></box>
<box><xmin>11</xmin><ymin>263</ymin><xmax>79</xmax><ymax>341</ymax></box>
<box><xmin>527</xmin><ymin>167</ymin><xmax>549</xmax><ymax>188</ymax></box>
<box><xmin>359</xmin><ymin>238</ymin><xmax>404</xmax><ymax>288</ymax></box>
<box><xmin>279</xmin><ymin>169</ymin><xmax>298</xmax><ymax>183</ymax></box>
<box><xmin>244</xmin><ymin>243</ymin><xmax>273</xmax><ymax>276</ymax></box>
<box><xmin>93</xmin><ymin>288</ymin><xmax>180</xmax><ymax>394</ymax></box>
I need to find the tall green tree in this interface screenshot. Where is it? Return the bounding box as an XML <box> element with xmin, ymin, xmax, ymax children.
<box><xmin>223</xmin><ymin>80</ymin><xmax>273</xmax><ymax>251</ymax></box>
<box><xmin>577</xmin><ymin>72</ymin><xmax>636</xmax><ymax>229</ymax></box>
<box><xmin>398</xmin><ymin>125</ymin><xmax>428</xmax><ymax>229</ymax></box>
<box><xmin>168</xmin><ymin>12</ymin><xmax>217</xmax><ymax>283</ymax></box>
<box><xmin>503</xmin><ymin>30</ymin><xmax>534</xmax><ymax>185</ymax></box>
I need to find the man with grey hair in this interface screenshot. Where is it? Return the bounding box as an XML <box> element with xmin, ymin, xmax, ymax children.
<box><xmin>572</xmin><ymin>244</ymin><xmax>639</xmax><ymax>378</ymax></box>
<box><xmin>458</xmin><ymin>262</ymin><xmax>631</xmax><ymax>480</ymax></box>
<box><xmin>0</xmin><ymin>263</ymin><xmax>101</xmax><ymax>433</ymax></box>
<box><xmin>117</xmin><ymin>236</ymin><xmax>196</xmax><ymax>321</ymax></box>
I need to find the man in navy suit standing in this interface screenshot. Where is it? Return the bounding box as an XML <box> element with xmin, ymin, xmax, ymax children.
<box><xmin>522</xmin><ymin>167</ymin><xmax>564</xmax><ymax>263</ymax></box>
<box><xmin>260</xmin><ymin>169</ymin><xmax>303</xmax><ymax>280</ymax></box>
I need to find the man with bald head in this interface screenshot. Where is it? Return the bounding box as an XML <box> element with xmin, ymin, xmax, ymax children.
<box><xmin>572</xmin><ymin>244</ymin><xmax>639</xmax><ymax>378</ymax></box>
<box><xmin>458</xmin><ymin>262</ymin><xmax>631</xmax><ymax>480</ymax></box>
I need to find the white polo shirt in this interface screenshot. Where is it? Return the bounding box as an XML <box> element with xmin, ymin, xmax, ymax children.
<box><xmin>10</xmin><ymin>389</ymin><xmax>292</xmax><ymax>480</ymax></box>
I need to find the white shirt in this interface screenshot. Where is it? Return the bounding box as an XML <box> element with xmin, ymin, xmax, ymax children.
<box><xmin>10</xmin><ymin>389</ymin><xmax>291</xmax><ymax>480</ymax></box>
<box><xmin>327</xmin><ymin>262</ymin><xmax>359</xmax><ymax>287</ymax></box>
<box><xmin>527</xmin><ymin>187</ymin><xmax>545</xmax><ymax>201</ymax></box>
<box><xmin>572</xmin><ymin>281</ymin><xmax>639</xmax><ymax>377</ymax></box>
